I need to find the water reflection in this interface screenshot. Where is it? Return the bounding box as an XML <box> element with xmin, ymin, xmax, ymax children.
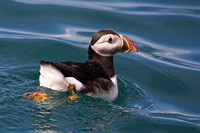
<box><xmin>32</xmin><ymin>92</ymin><xmax>132</xmax><ymax>132</ymax></box>
<box><xmin>30</xmin><ymin>76</ymin><xmax>155</xmax><ymax>132</ymax></box>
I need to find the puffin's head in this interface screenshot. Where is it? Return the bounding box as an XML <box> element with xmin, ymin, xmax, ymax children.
<box><xmin>89</xmin><ymin>29</ymin><xmax>138</xmax><ymax>56</ymax></box>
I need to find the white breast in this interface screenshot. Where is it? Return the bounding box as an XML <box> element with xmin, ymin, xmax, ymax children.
<box><xmin>86</xmin><ymin>75</ymin><xmax>118</xmax><ymax>102</ymax></box>
<box><xmin>106</xmin><ymin>75</ymin><xmax>118</xmax><ymax>102</ymax></box>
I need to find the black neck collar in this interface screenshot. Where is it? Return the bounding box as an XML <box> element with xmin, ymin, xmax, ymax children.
<box><xmin>87</xmin><ymin>47</ymin><xmax>115</xmax><ymax>78</ymax></box>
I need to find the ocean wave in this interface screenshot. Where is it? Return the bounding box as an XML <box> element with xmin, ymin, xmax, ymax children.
<box><xmin>14</xmin><ymin>0</ymin><xmax>200</xmax><ymax>18</ymax></box>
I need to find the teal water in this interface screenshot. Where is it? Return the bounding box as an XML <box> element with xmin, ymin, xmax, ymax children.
<box><xmin>0</xmin><ymin>0</ymin><xmax>200</xmax><ymax>132</ymax></box>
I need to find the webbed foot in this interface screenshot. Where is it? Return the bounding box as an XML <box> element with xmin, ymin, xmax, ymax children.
<box><xmin>62</xmin><ymin>84</ymin><xmax>80</xmax><ymax>103</ymax></box>
<box><xmin>21</xmin><ymin>86</ymin><xmax>48</xmax><ymax>102</ymax></box>
<box><xmin>22</xmin><ymin>91</ymin><xmax>47</xmax><ymax>102</ymax></box>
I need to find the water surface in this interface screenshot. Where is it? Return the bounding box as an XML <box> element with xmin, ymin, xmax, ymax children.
<box><xmin>0</xmin><ymin>0</ymin><xmax>200</xmax><ymax>132</ymax></box>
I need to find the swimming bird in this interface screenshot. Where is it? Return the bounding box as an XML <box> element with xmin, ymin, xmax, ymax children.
<box><xmin>39</xmin><ymin>29</ymin><xmax>138</xmax><ymax>102</ymax></box>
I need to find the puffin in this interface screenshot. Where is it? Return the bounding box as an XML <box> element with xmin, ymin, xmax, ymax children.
<box><xmin>39</xmin><ymin>29</ymin><xmax>138</xmax><ymax>102</ymax></box>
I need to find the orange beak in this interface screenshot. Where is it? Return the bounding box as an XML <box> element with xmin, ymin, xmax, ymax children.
<box><xmin>119</xmin><ymin>35</ymin><xmax>138</xmax><ymax>53</ymax></box>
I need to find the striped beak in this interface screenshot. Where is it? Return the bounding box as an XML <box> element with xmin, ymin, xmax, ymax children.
<box><xmin>118</xmin><ymin>35</ymin><xmax>138</xmax><ymax>53</ymax></box>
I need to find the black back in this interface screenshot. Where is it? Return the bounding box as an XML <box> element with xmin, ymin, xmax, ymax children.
<box><xmin>40</xmin><ymin>60</ymin><xmax>111</xmax><ymax>84</ymax></box>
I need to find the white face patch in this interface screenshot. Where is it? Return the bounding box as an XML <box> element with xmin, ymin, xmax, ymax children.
<box><xmin>91</xmin><ymin>34</ymin><xmax>122</xmax><ymax>56</ymax></box>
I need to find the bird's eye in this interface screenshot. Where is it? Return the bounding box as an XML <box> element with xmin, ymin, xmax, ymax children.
<box><xmin>108</xmin><ymin>37</ymin><xmax>113</xmax><ymax>43</ymax></box>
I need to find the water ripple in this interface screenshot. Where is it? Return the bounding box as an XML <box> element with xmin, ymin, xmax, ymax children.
<box><xmin>14</xmin><ymin>0</ymin><xmax>200</xmax><ymax>18</ymax></box>
<box><xmin>1</xmin><ymin>27</ymin><xmax>200</xmax><ymax>72</ymax></box>
<box><xmin>125</xmin><ymin>34</ymin><xmax>200</xmax><ymax>71</ymax></box>
<box><xmin>0</xmin><ymin>28</ymin><xmax>93</xmax><ymax>47</ymax></box>
<box><xmin>1</xmin><ymin>0</ymin><xmax>200</xmax><ymax>132</ymax></box>
<box><xmin>149</xmin><ymin>111</ymin><xmax>200</xmax><ymax>128</ymax></box>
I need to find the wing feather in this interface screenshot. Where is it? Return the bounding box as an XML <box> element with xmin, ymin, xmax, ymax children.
<box><xmin>40</xmin><ymin>60</ymin><xmax>111</xmax><ymax>84</ymax></box>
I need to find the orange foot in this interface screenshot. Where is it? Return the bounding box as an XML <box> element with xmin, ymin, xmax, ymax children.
<box><xmin>62</xmin><ymin>84</ymin><xmax>80</xmax><ymax>103</ymax></box>
<box><xmin>22</xmin><ymin>92</ymin><xmax>47</xmax><ymax>103</ymax></box>
<box><xmin>62</xmin><ymin>94</ymin><xmax>80</xmax><ymax>103</ymax></box>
